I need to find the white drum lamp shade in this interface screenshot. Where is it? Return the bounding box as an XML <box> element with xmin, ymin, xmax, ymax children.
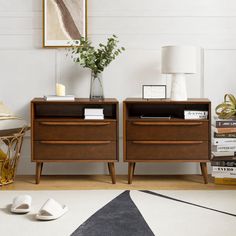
<box><xmin>161</xmin><ymin>46</ymin><xmax>197</xmax><ymax>100</ymax></box>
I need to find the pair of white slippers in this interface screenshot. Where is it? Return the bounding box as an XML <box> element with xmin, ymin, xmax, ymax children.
<box><xmin>11</xmin><ymin>195</ymin><xmax>68</xmax><ymax>221</ymax></box>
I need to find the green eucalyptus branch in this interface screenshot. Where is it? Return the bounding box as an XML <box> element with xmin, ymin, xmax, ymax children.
<box><xmin>67</xmin><ymin>35</ymin><xmax>125</xmax><ymax>76</ymax></box>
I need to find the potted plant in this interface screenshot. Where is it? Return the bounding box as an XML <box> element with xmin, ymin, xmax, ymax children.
<box><xmin>68</xmin><ymin>35</ymin><xmax>125</xmax><ymax>99</ymax></box>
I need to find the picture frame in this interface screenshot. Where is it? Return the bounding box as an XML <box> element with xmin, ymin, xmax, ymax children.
<box><xmin>43</xmin><ymin>0</ymin><xmax>87</xmax><ymax>48</ymax></box>
<box><xmin>142</xmin><ymin>85</ymin><xmax>167</xmax><ymax>99</ymax></box>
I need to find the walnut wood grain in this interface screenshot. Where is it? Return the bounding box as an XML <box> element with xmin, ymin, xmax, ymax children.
<box><xmin>123</xmin><ymin>98</ymin><xmax>211</xmax><ymax>184</ymax></box>
<box><xmin>40</xmin><ymin>141</ymin><xmax>111</xmax><ymax>145</ymax></box>
<box><xmin>36</xmin><ymin>162</ymin><xmax>43</xmax><ymax>184</ymax></box>
<box><xmin>34</xmin><ymin>120</ymin><xmax>116</xmax><ymax>141</ymax></box>
<box><xmin>127</xmin><ymin>141</ymin><xmax>208</xmax><ymax>160</ymax></box>
<box><xmin>34</xmin><ymin>141</ymin><xmax>116</xmax><ymax>161</ymax></box>
<box><xmin>132</xmin><ymin>141</ymin><xmax>204</xmax><ymax>145</ymax></box>
<box><xmin>124</xmin><ymin>98</ymin><xmax>210</xmax><ymax>103</ymax></box>
<box><xmin>127</xmin><ymin>120</ymin><xmax>209</xmax><ymax>141</ymax></box>
<box><xmin>108</xmin><ymin>163</ymin><xmax>116</xmax><ymax>184</ymax></box>
<box><xmin>31</xmin><ymin>98</ymin><xmax>119</xmax><ymax>184</ymax></box>
<box><xmin>40</xmin><ymin>121</ymin><xmax>111</xmax><ymax>126</ymax></box>
<box><xmin>132</xmin><ymin>121</ymin><xmax>203</xmax><ymax>126</ymax></box>
<box><xmin>128</xmin><ymin>162</ymin><xmax>135</xmax><ymax>184</ymax></box>
<box><xmin>200</xmin><ymin>162</ymin><xmax>208</xmax><ymax>184</ymax></box>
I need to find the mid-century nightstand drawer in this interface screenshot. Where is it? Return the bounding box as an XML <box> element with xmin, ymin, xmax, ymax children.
<box><xmin>126</xmin><ymin>141</ymin><xmax>209</xmax><ymax>160</ymax></box>
<box><xmin>33</xmin><ymin>141</ymin><xmax>116</xmax><ymax>161</ymax></box>
<box><xmin>34</xmin><ymin>120</ymin><xmax>117</xmax><ymax>141</ymax></box>
<box><xmin>126</xmin><ymin>120</ymin><xmax>209</xmax><ymax>141</ymax></box>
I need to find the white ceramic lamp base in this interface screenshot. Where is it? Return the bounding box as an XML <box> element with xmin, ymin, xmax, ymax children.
<box><xmin>170</xmin><ymin>74</ymin><xmax>187</xmax><ymax>101</ymax></box>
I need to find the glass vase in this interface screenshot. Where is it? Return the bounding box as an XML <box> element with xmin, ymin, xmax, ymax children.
<box><xmin>90</xmin><ymin>72</ymin><xmax>104</xmax><ymax>99</ymax></box>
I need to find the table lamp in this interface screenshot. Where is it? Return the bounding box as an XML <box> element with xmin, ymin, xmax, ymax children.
<box><xmin>161</xmin><ymin>46</ymin><xmax>197</xmax><ymax>101</ymax></box>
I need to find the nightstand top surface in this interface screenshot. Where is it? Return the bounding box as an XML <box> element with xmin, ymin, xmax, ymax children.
<box><xmin>32</xmin><ymin>98</ymin><xmax>118</xmax><ymax>104</ymax></box>
<box><xmin>124</xmin><ymin>98</ymin><xmax>210</xmax><ymax>104</ymax></box>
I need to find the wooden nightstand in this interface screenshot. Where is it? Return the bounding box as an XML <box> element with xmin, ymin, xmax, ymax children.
<box><xmin>123</xmin><ymin>98</ymin><xmax>211</xmax><ymax>184</ymax></box>
<box><xmin>31</xmin><ymin>98</ymin><xmax>119</xmax><ymax>184</ymax></box>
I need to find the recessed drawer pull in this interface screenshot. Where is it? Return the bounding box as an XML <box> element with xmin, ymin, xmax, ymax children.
<box><xmin>132</xmin><ymin>122</ymin><xmax>203</xmax><ymax>126</ymax></box>
<box><xmin>40</xmin><ymin>141</ymin><xmax>111</xmax><ymax>145</ymax></box>
<box><xmin>40</xmin><ymin>122</ymin><xmax>111</xmax><ymax>126</ymax></box>
<box><xmin>132</xmin><ymin>141</ymin><xmax>204</xmax><ymax>145</ymax></box>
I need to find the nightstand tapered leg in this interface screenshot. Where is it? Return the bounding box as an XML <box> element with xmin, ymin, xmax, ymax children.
<box><xmin>36</xmin><ymin>162</ymin><xmax>43</xmax><ymax>184</ymax></box>
<box><xmin>108</xmin><ymin>163</ymin><xmax>116</xmax><ymax>184</ymax></box>
<box><xmin>40</xmin><ymin>162</ymin><xmax>44</xmax><ymax>175</ymax></box>
<box><xmin>200</xmin><ymin>162</ymin><xmax>208</xmax><ymax>184</ymax></box>
<box><xmin>133</xmin><ymin>162</ymin><xmax>136</xmax><ymax>176</ymax></box>
<box><xmin>128</xmin><ymin>162</ymin><xmax>135</xmax><ymax>184</ymax></box>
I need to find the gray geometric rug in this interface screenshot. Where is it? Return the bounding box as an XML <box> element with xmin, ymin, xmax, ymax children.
<box><xmin>71</xmin><ymin>190</ymin><xmax>236</xmax><ymax>236</ymax></box>
<box><xmin>71</xmin><ymin>191</ymin><xmax>154</xmax><ymax>236</ymax></box>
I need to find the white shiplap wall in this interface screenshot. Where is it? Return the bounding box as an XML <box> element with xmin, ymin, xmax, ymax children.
<box><xmin>0</xmin><ymin>0</ymin><xmax>235</xmax><ymax>175</ymax></box>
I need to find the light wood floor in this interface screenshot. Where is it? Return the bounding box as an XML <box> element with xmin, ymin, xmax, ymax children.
<box><xmin>1</xmin><ymin>175</ymin><xmax>236</xmax><ymax>190</ymax></box>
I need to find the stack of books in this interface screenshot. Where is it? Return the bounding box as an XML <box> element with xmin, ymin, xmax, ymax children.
<box><xmin>211</xmin><ymin>117</ymin><xmax>236</xmax><ymax>185</ymax></box>
<box><xmin>84</xmin><ymin>108</ymin><xmax>104</xmax><ymax>120</ymax></box>
<box><xmin>184</xmin><ymin>110</ymin><xmax>208</xmax><ymax>119</ymax></box>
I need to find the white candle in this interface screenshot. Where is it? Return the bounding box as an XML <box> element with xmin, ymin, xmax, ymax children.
<box><xmin>56</xmin><ymin>83</ymin><xmax>66</xmax><ymax>96</ymax></box>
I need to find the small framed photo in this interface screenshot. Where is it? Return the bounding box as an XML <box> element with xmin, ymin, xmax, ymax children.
<box><xmin>142</xmin><ymin>85</ymin><xmax>166</xmax><ymax>99</ymax></box>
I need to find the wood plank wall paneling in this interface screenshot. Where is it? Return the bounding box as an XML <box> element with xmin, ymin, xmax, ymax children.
<box><xmin>1</xmin><ymin>0</ymin><xmax>236</xmax><ymax>16</ymax></box>
<box><xmin>204</xmin><ymin>51</ymin><xmax>236</xmax><ymax>111</ymax></box>
<box><xmin>0</xmin><ymin>0</ymin><xmax>234</xmax><ymax>174</ymax></box>
<box><xmin>88</xmin><ymin>0</ymin><xmax>236</xmax><ymax>17</ymax></box>
<box><xmin>0</xmin><ymin>0</ymin><xmax>41</xmax><ymax>12</ymax></box>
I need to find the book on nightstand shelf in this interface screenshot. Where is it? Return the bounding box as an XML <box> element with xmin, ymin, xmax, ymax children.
<box><xmin>44</xmin><ymin>95</ymin><xmax>75</xmax><ymax>101</ymax></box>
<box><xmin>184</xmin><ymin>110</ymin><xmax>208</xmax><ymax>119</ymax></box>
<box><xmin>211</xmin><ymin>116</ymin><xmax>236</xmax><ymax>185</ymax></box>
<box><xmin>84</xmin><ymin>108</ymin><xmax>104</xmax><ymax>116</ymax></box>
<box><xmin>84</xmin><ymin>115</ymin><xmax>104</xmax><ymax>120</ymax></box>
<box><xmin>84</xmin><ymin>108</ymin><xmax>104</xmax><ymax>120</ymax></box>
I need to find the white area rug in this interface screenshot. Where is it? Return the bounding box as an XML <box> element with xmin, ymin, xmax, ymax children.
<box><xmin>0</xmin><ymin>190</ymin><xmax>236</xmax><ymax>236</ymax></box>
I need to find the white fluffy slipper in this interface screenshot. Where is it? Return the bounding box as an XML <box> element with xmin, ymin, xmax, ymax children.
<box><xmin>11</xmin><ymin>195</ymin><xmax>32</xmax><ymax>214</ymax></box>
<box><xmin>36</xmin><ymin>198</ymin><xmax>68</xmax><ymax>221</ymax></box>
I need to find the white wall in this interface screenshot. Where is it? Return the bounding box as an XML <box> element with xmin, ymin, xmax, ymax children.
<box><xmin>0</xmin><ymin>0</ymin><xmax>235</xmax><ymax>175</ymax></box>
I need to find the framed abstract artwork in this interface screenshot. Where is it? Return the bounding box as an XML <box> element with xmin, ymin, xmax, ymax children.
<box><xmin>43</xmin><ymin>0</ymin><xmax>87</xmax><ymax>47</ymax></box>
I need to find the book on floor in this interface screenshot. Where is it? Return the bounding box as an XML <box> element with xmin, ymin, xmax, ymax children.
<box><xmin>212</xmin><ymin>172</ymin><xmax>236</xmax><ymax>178</ymax></box>
<box><xmin>213</xmin><ymin>132</ymin><xmax>236</xmax><ymax>138</ymax></box>
<box><xmin>212</xmin><ymin>126</ymin><xmax>236</xmax><ymax>134</ymax></box>
<box><xmin>213</xmin><ymin>118</ymin><xmax>236</xmax><ymax>128</ymax></box>
<box><xmin>211</xmin><ymin>154</ymin><xmax>236</xmax><ymax>160</ymax></box>
<box><xmin>212</xmin><ymin>145</ymin><xmax>236</xmax><ymax>152</ymax></box>
<box><xmin>212</xmin><ymin>138</ymin><xmax>236</xmax><ymax>145</ymax></box>
<box><xmin>211</xmin><ymin>160</ymin><xmax>236</xmax><ymax>167</ymax></box>
<box><xmin>212</xmin><ymin>164</ymin><xmax>236</xmax><ymax>178</ymax></box>
<box><xmin>214</xmin><ymin>177</ymin><xmax>236</xmax><ymax>185</ymax></box>
<box><xmin>212</xmin><ymin>166</ymin><xmax>236</xmax><ymax>173</ymax></box>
